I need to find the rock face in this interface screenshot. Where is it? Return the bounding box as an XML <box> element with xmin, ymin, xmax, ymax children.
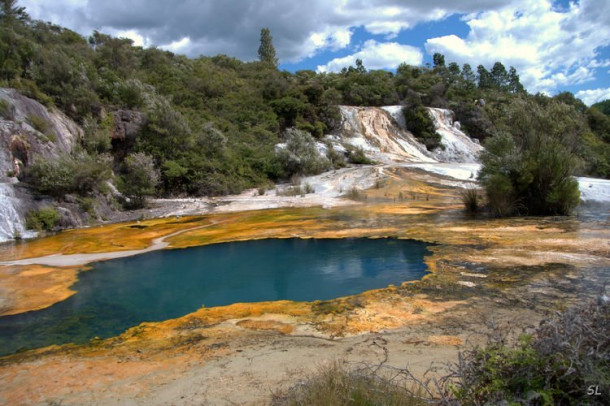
<box><xmin>426</xmin><ymin>107</ymin><xmax>483</xmax><ymax>163</ymax></box>
<box><xmin>111</xmin><ymin>109</ymin><xmax>145</xmax><ymax>142</ymax></box>
<box><xmin>338</xmin><ymin>106</ymin><xmax>435</xmax><ymax>164</ymax></box>
<box><xmin>0</xmin><ymin>88</ymin><xmax>81</xmax><ymax>181</ymax></box>
<box><xmin>327</xmin><ymin>105</ymin><xmax>483</xmax><ymax>165</ymax></box>
<box><xmin>0</xmin><ymin>88</ymin><xmax>83</xmax><ymax>242</ymax></box>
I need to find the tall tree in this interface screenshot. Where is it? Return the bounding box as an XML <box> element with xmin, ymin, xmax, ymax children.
<box><xmin>258</xmin><ymin>27</ymin><xmax>278</xmax><ymax>67</ymax></box>
<box><xmin>491</xmin><ymin>62</ymin><xmax>509</xmax><ymax>89</ymax></box>
<box><xmin>0</xmin><ymin>0</ymin><xmax>30</xmax><ymax>80</ymax></box>
<box><xmin>0</xmin><ymin>0</ymin><xmax>27</xmax><ymax>22</ymax></box>
<box><xmin>461</xmin><ymin>63</ymin><xmax>476</xmax><ymax>84</ymax></box>
<box><xmin>432</xmin><ymin>53</ymin><xmax>445</xmax><ymax>69</ymax></box>
<box><xmin>508</xmin><ymin>66</ymin><xmax>524</xmax><ymax>93</ymax></box>
<box><xmin>448</xmin><ymin>62</ymin><xmax>461</xmax><ymax>76</ymax></box>
<box><xmin>477</xmin><ymin>65</ymin><xmax>493</xmax><ymax>89</ymax></box>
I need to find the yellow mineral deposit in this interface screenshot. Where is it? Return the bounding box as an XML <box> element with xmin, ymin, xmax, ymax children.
<box><xmin>1</xmin><ymin>169</ymin><xmax>608</xmax><ymax>405</ymax></box>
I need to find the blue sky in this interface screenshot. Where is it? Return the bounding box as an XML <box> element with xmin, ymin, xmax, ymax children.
<box><xmin>280</xmin><ymin>15</ymin><xmax>472</xmax><ymax>72</ymax></box>
<box><xmin>20</xmin><ymin>0</ymin><xmax>610</xmax><ymax>105</ymax></box>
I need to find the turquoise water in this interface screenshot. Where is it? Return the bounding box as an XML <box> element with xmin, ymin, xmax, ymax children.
<box><xmin>0</xmin><ymin>238</ymin><xmax>432</xmax><ymax>356</ymax></box>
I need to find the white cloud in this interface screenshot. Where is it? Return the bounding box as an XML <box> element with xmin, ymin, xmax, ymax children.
<box><xmin>317</xmin><ymin>40</ymin><xmax>423</xmax><ymax>73</ymax></box>
<box><xmin>425</xmin><ymin>0</ymin><xmax>610</xmax><ymax>94</ymax></box>
<box><xmin>114</xmin><ymin>30</ymin><xmax>150</xmax><ymax>47</ymax></box>
<box><xmin>18</xmin><ymin>0</ymin><xmax>508</xmax><ymax>63</ymax></box>
<box><xmin>161</xmin><ymin>37</ymin><xmax>192</xmax><ymax>54</ymax></box>
<box><xmin>576</xmin><ymin>88</ymin><xmax>610</xmax><ymax>106</ymax></box>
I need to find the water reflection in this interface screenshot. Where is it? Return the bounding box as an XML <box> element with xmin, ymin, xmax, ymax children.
<box><xmin>0</xmin><ymin>238</ymin><xmax>432</xmax><ymax>355</ymax></box>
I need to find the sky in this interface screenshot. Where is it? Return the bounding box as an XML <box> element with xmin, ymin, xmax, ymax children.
<box><xmin>19</xmin><ymin>0</ymin><xmax>610</xmax><ymax>105</ymax></box>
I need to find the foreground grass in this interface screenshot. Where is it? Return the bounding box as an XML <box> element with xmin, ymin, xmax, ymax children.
<box><xmin>271</xmin><ymin>362</ymin><xmax>428</xmax><ymax>406</ymax></box>
<box><xmin>272</xmin><ymin>296</ymin><xmax>609</xmax><ymax>405</ymax></box>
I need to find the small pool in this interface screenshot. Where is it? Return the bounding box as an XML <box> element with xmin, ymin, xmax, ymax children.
<box><xmin>0</xmin><ymin>238</ymin><xmax>433</xmax><ymax>355</ymax></box>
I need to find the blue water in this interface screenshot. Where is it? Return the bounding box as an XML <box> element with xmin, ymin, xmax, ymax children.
<box><xmin>0</xmin><ymin>238</ymin><xmax>432</xmax><ymax>356</ymax></box>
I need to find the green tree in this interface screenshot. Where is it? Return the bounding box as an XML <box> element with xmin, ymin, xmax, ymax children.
<box><xmin>448</xmin><ymin>62</ymin><xmax>461</xmax><ymax>76</ymax></box>
<box><xmin>0</xmin><ymin>0</ymin><xmax>31</xmax><ymax>80</ymax></box>
<box><xmin>26</xmin><ymin>153</ymin><xmax>112</xmax><ymax>198</ymax></box>
<box><xmin>258</xmin><ymin>28</ymin><xmax>278</xmax><ymax>67</ymax></box>
<box><xmin>490</xmin><ymin>61</ymin><xmax>509</xmax><ymax>89</ymax></box>
<box><xmin>508</xmin><ymin>66</ymin><xmax>524</xmax><ymax>93</ymax></box>
<box><xmin>461</xmin><ymin>63</ymin><xmax>476</xmax><ymax>84</ymax></box>
<box><xmin>479</xmin><ymin>98</ymin><xmax>581</xmax><ymax>216</ymax></box>
<box><xmin>0</xmin><ymin>0</ymin><xmax>26</xmax><ymax>22</ymax></box>
<box><xmin>119</xmin><ymin>152</ymin><xmax>159</xmax><ymax>208</ymax></box>
<box><xmin>477</xmin><ymin>65</ymin><xmax>493</xmax><ymax>89</ymax></box>
<box><xmin>403</xmin><ymin>105</ymin><xmax>442</xmax><ymax>151</ymax></box>
<box><xmin>432</xmin><ymin>53</ymin><xmax>445</xmax><ymax>69</ymax></box>
<box><xmin>592</xmin><ymin>99</ymin><xmax>610</xmax><ymax>115</ymax></box>
<box><xmin>275</xmin><ymin>128</ymin><xmax>330</xmax><ymax>177</ymax></box>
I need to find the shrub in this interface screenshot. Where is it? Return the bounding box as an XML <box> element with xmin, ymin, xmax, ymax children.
<box><xmin>271</xmin><ymin>362</ymin><xmax>426</xmax><ymax>406</ymax></box>
<box><xmin>275</xmin><ymin>128</ymin><xmax>330</xmax><ymax>177</ymax></box>
<box><xmin>344</xmin><ymin>186</ymin><xmax>366</xmax><ymax>200</ymax></box>
<box><xmin>346</xmin><ymin>146</ymin><xmax>373</xmax><ymax>164</ymax></box>
<box><xmin>403</xmin><ymin>105</ymin><xmax>442</xmax><ymax>151</ymax></box>
<box><xmin>118</xmin><ymin>152</ymin><xmax>159</xmax><ymax>208</ymax></box>
<box><xmin>326</xmin><ymin>144</ymin><xmax>347</xmax><ymax>169</ymax></box>
<box><xmin>0</xmin><ymin>98</ymin><xmax>14</xmax><ymax>119</ymax></box>
<box><xmin>461</xmin><ymin>187</ymin><xmax>481</xmax><ymax>214</ymax></box>
<box><xmin>25</xmin><ymin>207</ymin><xmax>60</xmax><ymax>231</ymax></box>
<box><xmin>77</xmin><ymin>196</ymin><xmax>97</xmax><ymax>218</ymax></box>
<box><xmin>276</xmin><ymin>182</ymin><xmax>314</xmax><ymax>197</ymax></box>
<box><xmin>478</xmin><ymin>98</ymin><xmax>582</xmax><ymax>216</ymax></box>
<box><xmin>25</xmin><ymin>153</ymin><xmax>112</xmax><ymax>198</ymax></box>
<box><xmin>449</xmin><ymin>298</ymin><xmax>609</xmax><ymax>405</ymax></box>
<box><xmin>26</xmin><ymin>113</ymin><xmax>50</xmax><ymax>134</ymax></box>
<box><xmin>82</xmin><ymin>115</ymin><xmax>112</xmax><ymax>154</ymax></box>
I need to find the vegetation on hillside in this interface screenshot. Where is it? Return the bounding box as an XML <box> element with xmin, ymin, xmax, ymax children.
<box><xmin>1</xmin><ymin>1</ymin><xmax>609</xmax><ymax>215</ymax></box>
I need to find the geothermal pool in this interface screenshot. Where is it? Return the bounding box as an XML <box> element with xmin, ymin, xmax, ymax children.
<box><xmin>0</xmin><ymin>238</ymin><xmax>433</xmax><ymax>355</ymax></box>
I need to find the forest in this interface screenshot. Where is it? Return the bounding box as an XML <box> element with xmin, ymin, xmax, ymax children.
<box><xmin>1</xmin><ymin>1</ymin><xmax>609</xmax><ymax>211</ymax></box>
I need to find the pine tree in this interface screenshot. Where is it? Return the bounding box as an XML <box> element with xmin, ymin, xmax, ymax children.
<box><xmin>461</xmin><ymin>63</ymin><xmax>476</xmax><ymax>84</ymax></box>
<box><xmin>258</xmin><ymin>28</ymin><xmax>278</xmax><ymax>67</ymax></box>
<box><xmin>508</xmin><ymin>66</ymin><xmax>524</xmax><ymax>93</ymax></box>
<box><xmin>477</xmin><ymin>65</ymin><xmax>493</xmax><ymax>89</ymax></box>
<box><xmin>491</xmin><ymin>62</ymin><xmax>509</xmax><ymax>90</ymax></box>
<box><xmin>433</xmin><ymin>53</ymin><xmax>445</xmax><ymax>68</ymax></box>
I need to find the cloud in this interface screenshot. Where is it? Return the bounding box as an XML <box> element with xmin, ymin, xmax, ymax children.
<box><xmin>576</xmin><ymin>87</ymin><xmax>610</xmax><ymax>106</ymax></box>
<box><xmin>317</xmin><ymin>40</ymin><xmax>423</xmax><ymax>73</ymax></box>
<box><xmin>425</xmin><ymin>0</ymin><xmax>610</xmax><ymax>94</ymax></box>
<box><xmin>18</xmin><ymin>0</ymin><xmax>508</xmax><ymax>62</ymax></box>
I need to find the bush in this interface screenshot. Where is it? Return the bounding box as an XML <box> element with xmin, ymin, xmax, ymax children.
<box><xmin>461</xmin><ymin>187</ymin><xmax>481</xmax><ymax>214</ymax></box>
<box><xmin>346</xmin><ymin>146</ymin><xmax>373</xmax><ymax>165</ymax></box>
<box><xmin>276</xmin><ymin>182</ymin><xmax>315</xmax><ymax>197</ymax></box>
<box><xmin>344</xmin><ymin>186</ymin><xmax>366</xmax><ymax>201</ymax></box>
<box><xmin>326</xmin><ymin>144</ymin><xmax>347</xmax><ymax>168</ymax></box>
<box><xmin>478</xmin><ymin>98</ymin><xmax>582</xmax><ymax>216</ymax></box>
<box><xmin>271</xmin><ymin>362</ymin><xmax>426</xmax><ymax>406</ymax></box>
<box><xmin>26</xmin><ymin>153</ymin><xmax>112</xmax><ymax>198</ymax></box>
<box><xmin>118</xmin><ymin>152</ymin><xmax>159</xmax><ymax>208</ymax></box>
<box><xmin>276</xmin><ymin>128</ymin><xmax>330</xmax><ymax>177</ymax></box>
<box><xmin>25</xmin><ymin>207</ymin><xmax>60</xmax><ymax>231</ymax></box>
<box><xmin>403</xmin><ymin>105</ymin><xmax>442</xmax><ymax>151</ymax></box>
<box><xmin>0</xmin><ymin>98</ymin><xmax>14</xmax><ymax>119</ymax></box>
<box><xmin>450</xmin><ymin>298</ymin><xmax>609</xmax><ymax>405</ymax></box>
<box><xmin>82</xmin><ymin>115</ymin><xmax>112</xmax><ymax>154</ymax></box>
<box><xmin>26</xmin><ymin>113</ymin><xmax>50</xmax><ymax>133</ymax></box>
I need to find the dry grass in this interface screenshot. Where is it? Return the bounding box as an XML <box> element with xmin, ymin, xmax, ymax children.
<box><xmin>271</xmin><ymin>361</ymin><xmax>429</xmax><ymax>406</ymax></box>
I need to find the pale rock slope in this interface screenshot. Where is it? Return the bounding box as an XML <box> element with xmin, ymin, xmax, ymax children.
<box><xmin>337</xmin><ymin>106</ymin><xmax>435</xmax><ymax>163</ymax></box>
<box><xmin>0</xmin><ymin>88</ymin><xmax>81</xmax><ymax>242</ymax></box>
